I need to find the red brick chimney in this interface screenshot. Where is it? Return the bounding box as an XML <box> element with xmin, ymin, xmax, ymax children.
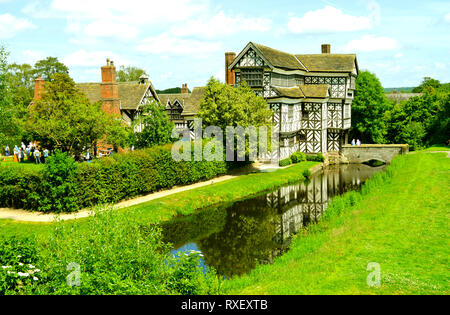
<box><xmin>33</xmin><ymin>76</ymin><xmax>45</xmax><ymax>100</ymax></box>
<box><xmin>100</xmin><ymin>59</ymin><xmax>120</xmax><ymax>117</ymax></box>
<box><xmin>225</xmin><ymin>52</ymin><xmax>236</xmax><ymax>85</ymax></box>
<box><xmin>181</xmin><ymin>83</ymin><xmax>189</xmax><ymax>94</ymax></box>
<box><xmin>322</xmin><ymin>44</ymin><xmax>331</xmax><ymax>54</ymax></box>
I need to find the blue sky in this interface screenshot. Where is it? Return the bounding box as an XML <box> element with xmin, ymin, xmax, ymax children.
<box><xmin>1</xmin><ymin>0</ymin><xmax>449</xmax><ymax>89</ymax></box>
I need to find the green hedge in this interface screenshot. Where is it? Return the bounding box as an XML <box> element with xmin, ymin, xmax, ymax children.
<box><xmin>0</xmin><ymin>144</ymin><xmax>229</xmax><ymax>213</ymax></box>
<box><xmin>291</xmin><ymin>152</ymin><xmax>306</xmax><ymax>164</ymax></box>
<box><xmin>279</xmin><ymin>158</ymin><xmax>292</xmax><ymax>167</ymax></box>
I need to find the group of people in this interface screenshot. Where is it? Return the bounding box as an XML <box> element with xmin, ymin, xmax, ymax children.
<box><xmin>351</xmin><ymin>139</ymin><xmax>362</xmax><ymax>146</ymax></box>
<box><xmin>4</xmin><ymin>143</ymin><xmax>49</xmax><ymax>164</ymax></box>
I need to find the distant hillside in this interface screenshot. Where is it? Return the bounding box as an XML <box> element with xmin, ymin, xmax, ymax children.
<box><xmin>384</xmin><ymin>87</ymin><xmax>415</xmax><ymax>94</ymax></box>
<box><xmin>156</xmin><ymin>87</ymin><xmax>191</xmax><ymax>94</ymax></box>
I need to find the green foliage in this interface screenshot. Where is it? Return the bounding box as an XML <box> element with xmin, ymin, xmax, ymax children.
<box><xmin>412</xmin><ymin>77</ymin><xmax>441</xmax><ymax>93</ymax></box>
<box><xmin>290</xmin><ymin>152</ymin><xmax>306</xmax><ymax>164</ymax></box>
<box><xmin>198</xmin><ymin>78</ymin><xmax>273</xmax><ymax>132</ymax></box>
<box><xmin>302</xmin><ymin>169</ymin><xmax>312</xmax><ymax>178</ymax></box>
<box><xmin>279</xmin><ymin>158</ymin><xmax>292</xmax><ymax>167</ymax></box>
<box><xmin>0</xmin><ymin>236</ymin><xmax>42</xmax><ymax>295</ymax></box>
<box><xmin>134</xmin><ymin>100</ymin><xmax>175</xmax><ymax>149</ymax></box>
<box><xmin>117</xmin><ymin>66</ymin><xmax>147</xmax><ymax>82</ymax></box>
<box><xmin>351</xmin><ymin>71</ymin><xmax>390</xmax><ymax>144</ymax></box>
<box><xmin>385</xmin><ymin>88</ymin><xmax>449</xmax><ymax>149</ymax></box>
<box><xmin>39</xmin><ymin>151</ymin><xmax>78</xmax><ymax>213</ymax></box>
<box><xmin>33</xmin><ymin>57</ymin><xmax>69</xmax><ymax>82</ymax></box>
<box><xmin>306</xmin><ymin>153</ymin><xmax>325</xmax><ymax>162</ymax></box>
<box><xmin>0</xmin><ymin>144</ymin><xmax>229</xmax><ymax>212</ymax></box>
<box><xmin>26</xmin><ymin>73</ymin><xmax>129</xmax><ymax>158</ymax></box>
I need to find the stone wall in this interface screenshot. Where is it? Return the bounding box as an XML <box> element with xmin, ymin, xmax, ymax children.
<box><xmin>341</xmin><ymin>144</ymin><xmax>409</xmax><ymax>164</ymax></box>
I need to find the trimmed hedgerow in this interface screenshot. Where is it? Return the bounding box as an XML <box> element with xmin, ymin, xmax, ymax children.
<box><xmin>306</xmin><ymin>153</ymin><xmax>325</xmax><ymax>162</ymax></box>
<box><xmin>0</xmin><ymin>144</ymin><xmax>229</xmax><ymax>213</ymax></box>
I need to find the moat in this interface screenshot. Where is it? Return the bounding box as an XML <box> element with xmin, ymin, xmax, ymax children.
<box><xmin>161</xmin><ymin>163</ymin><xmax>386</xmax><ymax>278</ymax></box>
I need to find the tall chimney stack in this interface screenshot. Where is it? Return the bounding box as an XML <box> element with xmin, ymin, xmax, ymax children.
<box><xmin>181</xmin><ymin>83</ymin><xmax>189</xmax><ymax>94</ymax></box>
<box><xmin>33</xmin><ymin>76</ymin><xmax>45</xmax><ymax>100</ymax></box>
<box><xmin>100</xmin><ymin>59</ymin><xmax>120</xmax><ymax>116</ymax></box>
<box><xmin>225</xmin><ymin>52</ymin><xmax>236</xmax><ymax>85</ymax></box>
<box><xmin>322</xmin><ymin>44</ymin><xmax>331</xmax><ymax>54</ymax></box>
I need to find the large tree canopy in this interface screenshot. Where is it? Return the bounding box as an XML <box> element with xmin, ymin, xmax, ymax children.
<box><xmin>198</xmin><ymin>78</ymin><xmax>273</xmax><ymax>131</ymax></box>
<box><xmin>117</xmin><ymin>66</ymin><xmax>147</xmax><ymax>82</ymax></box>
<box><xmin>350</xmin><ymin>70</ymin><xmax>391</xmax><ymax>144</ymax></box>
<box><xmin>27</xmin><ymin>73</ymin><xmax>130</xmax><ymax>158</ymax></box>
<box><xmin>33</xmin><ymin>57</ymin><xmax>69</xmax><ymax>82</ymax></box>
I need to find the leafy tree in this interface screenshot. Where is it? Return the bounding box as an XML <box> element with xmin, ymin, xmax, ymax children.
<box><xmin>7</xmin><ymin>63</ymin><xmax>34</xmax><ymax>118</ymax></box>
<box><xmin>134</xmin><ymin>100</ymin><xmax>175</xmax><ymax>149</ymax></box>
<box><xmin>0</xmin><ymin>47</ymin><xmax>22</xmax><ymax>149</ymax></box>
<box><xmin>117</xmin><ymin>66</ymin><xmax>147</xmax><ymax>82</ymax></box>
<box><xmin>350</xmin><ymin>71</ymin><xmax>391</xmax><ymax>144</ymax></box>
<box><xmin>26</xmin><ymin>73</ymin><xmax>129</xmax><ymax>158</ymax></box>
<box><xmin>33</xmin><ymin>57</ymin><xmax>69</xmax><ymax>81</ymax></box>
<box><xmin>412</xmin><ymin>77</ymin><xmax>441</xmax><ymax>93</ymax></box>
<box><xmin>198</xmin><ymin>78</ymin><xmax>273</xmax><ymax>131</ymax></box>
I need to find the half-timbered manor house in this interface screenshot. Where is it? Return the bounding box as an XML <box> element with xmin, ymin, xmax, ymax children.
<box><xmin>226</xmin><ymin>42</ymin><xmax>359</xmax><ymax>159</ymax></box>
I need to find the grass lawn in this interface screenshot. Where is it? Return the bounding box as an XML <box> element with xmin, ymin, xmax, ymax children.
<box><xmin>223</xmin><ymin>152</ymin><xmax>449</xmax><ymax>294</ymax></box>
<box><xmin>421</xmin><ymin>144</ymin><xmax>449</xmax><ymax>151</ymax></box>
<box><xmin>0</xmin><ymin>161</ymin><xmax>319</xmax><ymax>238</ymax></box>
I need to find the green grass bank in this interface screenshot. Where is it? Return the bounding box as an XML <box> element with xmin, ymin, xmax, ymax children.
<box><xmin>223</xmin><ymin>152</ymin><xmax>449</xmax><ymax>295</ymax></box>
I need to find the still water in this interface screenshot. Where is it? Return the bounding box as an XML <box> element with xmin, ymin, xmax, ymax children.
<box><xmin>161</xmin><ymin>163</ymin><xmax>385</xmax><ymax>278</ymax></box>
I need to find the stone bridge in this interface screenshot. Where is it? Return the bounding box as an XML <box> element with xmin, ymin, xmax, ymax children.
<box><xmin>340</xmin><ymin>144</ymin><xmax>409</xmax><ymax>164</ymax></box>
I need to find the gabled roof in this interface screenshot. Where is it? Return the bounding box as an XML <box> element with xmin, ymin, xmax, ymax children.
<box><xmin>271</xmin><ymin>84</ymin><xmax>329</xmax><ymax>99</ymax></box>
<box><xmin>231</xmin><ymin>42</ymin><xmax>358</xmax><ymax>74</ymax></box>
<box><xmin>158</xmin><ymin>87</ymin><xmax>206</xmax><ymax>117</ymax></box>
<box><xmin>76</xmin><ymin>81</ymin><xmax>158</xmax><ymax>111</ymax></box>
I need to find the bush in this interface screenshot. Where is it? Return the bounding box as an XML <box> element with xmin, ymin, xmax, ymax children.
<box><xmin>5</xmin><ymin>209</ymin><xmax>221</xmax><ymax>295</ymax></box>
<box><xmin>291</xmin><ymin>152</ymin><xmax>306</xmax><ymax>164</ymax></box>
<box><xmin>0</xmin><ymin>144</ymin><xmax>231</xmax><ymax>213</ymax></box>
<box><xmin>306</xmin><ymin>153</ymin><xmax>325</xmax><ymax>162</ymax></box>
<box><xmin>279</xmin><ymin>158</ymin><xmax>292</xmax><ymax>167</ymax></box>
<box><xmin>302</xmin><ymin>169</ymin><xmax>312</xmax><ymax>178</ymax></box>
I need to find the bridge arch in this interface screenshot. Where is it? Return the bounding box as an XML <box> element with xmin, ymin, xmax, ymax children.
<box><xmin>341</xmin><ymin>144</ymin><xmax>409</xmax><ymax>164</ymax></box>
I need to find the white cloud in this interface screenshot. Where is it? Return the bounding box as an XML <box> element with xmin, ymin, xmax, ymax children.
<box><xmin>171</xmin><ymin>11</ymin><xmax>272</xmax><ymax>38</ymax></box>
<box><xmin>63</xmin><ymin>50</ymin><xmax>130</xmax><ymax>67</ymax></box>
<box><xmin>394</xmin><ymin>53</ymin><xmax>403</xmax><ymax>58</ymax></box>
<box><xmin>0</xmin><ymin>13</ymin><xmax>36</xmax><ymax>38</ymax></box>
<box><xmin>288</xmin><ymin>5</ymin><xmax>376</xmax><ymax>33</ymax></box>
<box><xmin>341</xmin><ymin>35</ymin><xmax>399</xmax><ymax>52</ymax></box>
<box><xmin>445</xmin><ymin>12</ymin><xmax>450</xmax><ymax>23</ymax></box>
<box><xmin>434</xmin><ymin>62</ymin><xmax>446</xmax><ymax>70</ymax></box>
<box><xmin>136</xmin><ymin>32</ymin><xmax>221</xmax><ymax>55</ymax></box>
<box><xmin>21</xmin><ymin>50</ymin><xmax>46</xmax><ymax>64</ymax></box>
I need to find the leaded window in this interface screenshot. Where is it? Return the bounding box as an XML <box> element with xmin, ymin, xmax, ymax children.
<box><xmin>305</xmin><ymin>76</ymin><xmax>347</xmax><ymax>98</ymax></box>
<box><xmin>241</xmin><ymin>69</ymin><xmax>263</xmax><ymax>87</ymax></box>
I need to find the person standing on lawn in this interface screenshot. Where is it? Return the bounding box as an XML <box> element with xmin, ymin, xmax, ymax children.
<box><xmin>34</xmin><ymin>148</ymin><xmax>41</xmax><ymax>164</ymax></box>
<box><xmin>5</xmin><ymin>145</ymin><xmax>9</xmax><ymax>156</ymax></box>
<box><xmin>43</xmin><ymin>148</ymin><xmax>49</xmax><ymax>164</ymax></box>
<box><xmin>19</xmin><ymin>148</ymin><xmax>25</xmax><ymax>163</ymax></box>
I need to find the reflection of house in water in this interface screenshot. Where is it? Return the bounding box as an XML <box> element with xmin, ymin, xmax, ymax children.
<box><xmin>268</xmin><ymin>164</ymin><xmax>384</xmax><ymax>245</ymax></box>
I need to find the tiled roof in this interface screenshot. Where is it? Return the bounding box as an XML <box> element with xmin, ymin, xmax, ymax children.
<box><xmin>76</xmin><ymin>81</ymin><xmax>157</xmax><ymax>110</ymax></box>
<box><xmin>248</xmin><ymin>42</ymin><xmax>357</xmax><ymax>73</ymax></box>
<box><xmin>272</xmin><ymin>84</ymin><xmax>329</xmax><ymax>99</ymax></box>
<box><xmin>158</xmin><ymin>87</ymin><xmax>206</xmax><ymax>116</ymax></box>
<box><xmin>252</xmin><ymin>43</ymin><xmax>306</xmax><ymax>71</ymax></box>
<box><xmin>295</xmin><ymin>54</ymin><xmax>357</xmax><ymax>72</ymax></box>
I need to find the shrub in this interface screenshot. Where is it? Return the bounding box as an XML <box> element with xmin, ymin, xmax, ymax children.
<box><xmin>306</xmin><ymin>153</ymin><xmax>325</xmax><ymax>162</ymax></box>
<box><xmin>279</xmin><ymin>158</ymin><xmax>292</xmax><ymax>167</ymax></box>
<box><xmin>302</xmin><ymin>169</ymin><xmax>312</xmax><ymax>179</ymax></box>
<box><xmin>291</xmin><ymin>152</ymin><xmax>306</xmax><ymax>164</ymax></box>
<box><xmin>39</xmin><ymin>151</ymin><xmax>78</xmax><ymax>213</ymax></box>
